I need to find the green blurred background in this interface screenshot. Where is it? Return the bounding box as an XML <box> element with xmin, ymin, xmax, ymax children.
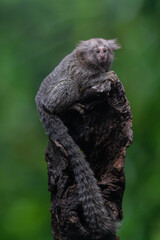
<box><xmin>0</xmin><ymin>0</ymin><xmax>160</xmax><ymax>239</ymax></box>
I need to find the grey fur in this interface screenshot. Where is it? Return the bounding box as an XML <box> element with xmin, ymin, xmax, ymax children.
<box><xmin>35</xmin><ymin>38</ymin><xmax>120</xmax><ymax>236</ymax></box>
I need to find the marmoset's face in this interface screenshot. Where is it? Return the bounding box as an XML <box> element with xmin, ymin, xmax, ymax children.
<box><xmin>95</xmin><ymin>46</ymin><xmax>108</xmax><ymax>64</ymax></box>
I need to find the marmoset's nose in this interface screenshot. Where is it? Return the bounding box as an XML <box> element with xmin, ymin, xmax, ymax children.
<box><xmin>100</xmin><ymin>54</ymin><xmax>105</xmax><ymax>59</ymax></box>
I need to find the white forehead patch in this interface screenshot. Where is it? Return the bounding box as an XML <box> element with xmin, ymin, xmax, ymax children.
<box><xmin>98</xmin><ymin>46</ymin><xmax>105</xmax><ymax>50</ymax></box>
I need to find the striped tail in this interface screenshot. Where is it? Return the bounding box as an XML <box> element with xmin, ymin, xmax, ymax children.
<box><xmin>38</xmin><ymin>106</ymin><xmax>118</xmax><ymax>236</ymax></box>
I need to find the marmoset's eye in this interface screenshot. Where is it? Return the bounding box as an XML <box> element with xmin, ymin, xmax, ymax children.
<box><xmin>103</xmin><ymin>49</ymin><xmax>107</xmax><ymax>53</ymax></box>
<box><xmin>96</xmin><ymin>50</ymin><xmax>100</xmax><ymax>53</ymax></box>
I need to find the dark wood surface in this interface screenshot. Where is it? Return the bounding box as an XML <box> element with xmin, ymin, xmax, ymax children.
<box><xmin>45</xmin><ymin>75</ymin><xmax>133</xmax><ymax>240</ymax></box>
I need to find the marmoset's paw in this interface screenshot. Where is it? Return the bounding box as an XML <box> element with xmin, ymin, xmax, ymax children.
<box><xmin>91</xmin><ymin>80</ymin><xmax>112</xmax><ymax>93</ymax></box>
<box><xmin>106</xmin><ymin>71</ymin><xmax>118</xmax><ymax>84</ymax></box>
<box><xmin>70</xmin><ymin>103</ymin><xmax>86</xmax><ymax>114</ymax></box>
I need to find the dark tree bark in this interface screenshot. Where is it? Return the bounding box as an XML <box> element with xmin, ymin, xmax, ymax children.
<box><xmin>45</xmin><ymin>75</ymin><xmax>133</xmax><ymax>240</ymax></box>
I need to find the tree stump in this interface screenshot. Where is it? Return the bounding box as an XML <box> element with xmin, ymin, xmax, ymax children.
<box><xmin>45</xmin><ymin>75</ymin><xmax>133</xmax><ymax>240</ymax></box>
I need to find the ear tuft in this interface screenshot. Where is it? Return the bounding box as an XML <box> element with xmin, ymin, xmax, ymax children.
<box><xmin>108</xmin><ymin>39</ymin><xmax>121</xmax><ymax>50</ymax></box>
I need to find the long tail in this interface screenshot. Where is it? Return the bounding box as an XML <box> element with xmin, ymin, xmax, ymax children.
<box><xmin>39</xmin><ymin>106</ymin><xmax>118</xmax><ymax>236</ymax></box>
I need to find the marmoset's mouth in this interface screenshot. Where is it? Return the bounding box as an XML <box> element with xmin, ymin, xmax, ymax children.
<box><xmin>99</xmin><ymin>58</ymin><xmax>106</xmax><ymax>63</ymax></box>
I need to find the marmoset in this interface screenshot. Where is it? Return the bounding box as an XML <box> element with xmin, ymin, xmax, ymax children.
<box><xmin>35</xmin><ymin>38</ymin><xmax>120</xmax><ymax>237</ymax></box>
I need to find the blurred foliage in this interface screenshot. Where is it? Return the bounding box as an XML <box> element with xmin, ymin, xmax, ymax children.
<box><xmin>0</xmin><ymin>0</ymin><xmax>160</xmax><ymax>240</ymax></box>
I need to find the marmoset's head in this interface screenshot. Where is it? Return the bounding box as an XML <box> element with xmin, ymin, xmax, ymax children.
<box><xmin>76</xmin><ymin>38</ymin><xmax>120</xmax><ymax>71</ymax></box>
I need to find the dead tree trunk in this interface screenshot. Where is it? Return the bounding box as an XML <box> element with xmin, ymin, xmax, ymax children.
<box><xmin>45</xmin><ymin>75</ymin><xmax>133</xmax><ymax>240</ymax></box>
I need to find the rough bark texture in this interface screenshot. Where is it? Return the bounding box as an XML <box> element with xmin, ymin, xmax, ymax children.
<box><xmin>45</xmin><ymin>76</ymin><xmax>133</xmax><ymax>240</ymax></box>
